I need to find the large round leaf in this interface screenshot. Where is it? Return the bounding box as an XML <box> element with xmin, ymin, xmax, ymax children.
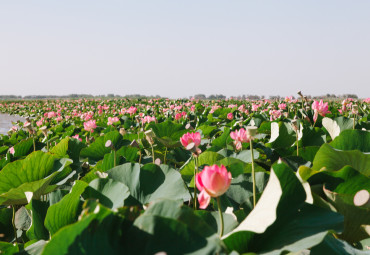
<box><xmin>147</xmin><ymin>121</ymin><xmax>188</xmax><ymax>148</ymax></box>
<box><xmin>0</xmin><ymin>151</ymin><xmax>72</xmax><ymax>205</ymax></box>
<box><xmin>223</xmin><ymin>163</ymin><xmax>343</xmax><ymax>254</ymax></box>
<box><xmin>330</xmin><ymin>129</ymin><xmax>370</xmax><ymax>152</ymax></box>
<box><xmin>82</xmin><ymin>178</ymin><xmax>130</xmax><ymax>209</ymax></box>
<box><xmin>80</xmin><ymin>131</ymin><xmax>123</xmax><ymax>161</ymax></box>
<box><xmin>322</xmin><ymin>116</ymin><xmax>354</xmax><ymax>140</ymax></box>
<box><xmin>45</xmin><ymin>181</ymin><xmax>88</xmax><ymax>236</ymax></box>
<box><xmin>42</xmin><ymin>202</ymin><xmax>127</xmax><ymax>255</ymax></box>
<box><xmin>125</xmin><ymin>199</ymin><xmax>222</xmax><ymax>254</ymax></box>
<box><xmin>312</xmin><ymin>144</ymin><xmax>370</xmax><ymax>176</ymax></box>
<box><xmin>108</xmin><ymin>163</ymin><xmax>190</xmax><ymax>204</ymax></box>
<box><xmin>266</xmin><ymin>122</ymin><xmax>296</xmax><ymax>149</ymax></box>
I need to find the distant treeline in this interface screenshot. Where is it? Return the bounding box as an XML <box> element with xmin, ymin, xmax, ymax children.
<box><xmin>0</xmin><ymin>93</ymin><xmax>360</xmax><ymax>100</ymax></box>
<box><xmin>0</xmin><ymin>94</ymin><xmax>162</xmax><ymax>100</ymax></box>
<box><xmin>192</xmin><ymin>93</ymin><xmax>359</xmax><ymax>100</ymax></box>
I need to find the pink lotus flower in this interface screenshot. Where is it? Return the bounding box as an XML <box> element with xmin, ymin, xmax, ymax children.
<box><xmin>175</xmin><ymin>113</ymin><xmax>182</xmax><ymax>120</ymax></box>
<box><xmin>47</xmin><ymin>111</ymin><xmax>57</xmax><ymax>118</ymax></box>
<box><xmin>142</xmin><ymin>116</ymin><xmax>156</xmax><ymax>125</ymax></box>
<box><xmin>107</xmin><ymin>117</ymin><xmax>120</xmax><ymax>126</ymax></box>
<box><xmin>127</xmin><ymin>106</ymin><xmax>137</xmax><ymax>115</ymax></box>
<box><xmin>312</xmin><ymin>100</ymin><xmax>329</xmax><ymax>122</ymax></box>
<box><xmin>180</xmin><ymin>132</ymin><xmax>201</xmax><ymax>149</ymax></box>
<box><xmin>278</xmin><ymin>103</ymin><xmax>286</xmax><ymax>110</ymax></box>
<box><xmin>9</xmin><ymin>147</ymin><xmax>15</xmax><ymax>155</ymax></box>
<box><xmin>251</xmin><ymin>103</ymin><xmax>260</xmax><ymax>112</ymax></box>
<box><xmin>238</xmin><ymin>105</ymin><xmax>245</xmax><ymax>112</ymax></box>
<box><xmin>84</xmin><ymin>120</ymin><xmax>97</xmax><ymax>132</ymax></box>
<box><xmin>230</xmin><ymin>128</ymin><xmax>250</xmax><ymax>150</ymax></box>
<box><xmin>36</xmin><ymin>118</ymin><xmax>44</xmax><ymax>127</ymax></box>
<box><xmin>227</xmin><ymin>113</ymin><xmax>233</xmax><ymax>120</ymax></box>
<box><xmin>72</xmin><ymin>134</ymin><xmax>82</xmax><ymax>142</ymax></box>
<box><xmin>210</xmin><ymin>105</ymin><xmax>221</xmax><ymax>113</ymax></box>
<box><xmin>285</xmin><ymin>96</ymin><xmax>293</xmax><ymax>102</ymax></box>
<box><xmin>269</xmin><ymin>109</ymin><xmax>282</xmax><ymax>121</ymax></box>
<box><xmin>196</xmin><ymin>165</ymin><xmax>232</xmax><ymax>209</ymax></box>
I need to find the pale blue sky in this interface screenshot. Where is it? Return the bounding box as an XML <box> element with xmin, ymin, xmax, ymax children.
<box><xmin>1</xmin><ymin>1</ymin><xmax>369</xmax><ymax>98</ymax></box>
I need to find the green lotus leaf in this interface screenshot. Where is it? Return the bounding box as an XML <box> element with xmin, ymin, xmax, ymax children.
<box><xmin>82</xmin><ymin>178</ymin><xmax>130</xmax><ymax>209</ymax></box>
<box><xmin>223</xmin><ymin>163</ymin><xmax>343</xmax><ymax>254</ymax></box>
<box><xmin>0</xmin><ymin>151</ymin><xmax>72</xmax><ymax>205</ymax></box>
<box><xmin>330</xmin><ymin>129</ymin><xmax>370</xmax><ymax>152</ymax></box>
<box><xmin>125</xmin><ymin>199</ymin><xmax>222</xmax><ymax>254</ymax></box>
<box><xmin>80</xmin><ymin>131</ymin><xmax>123</xmax><ymax>161</ymax></box>
<box><xmin>108</xmin><ymin>163</ymin><xmax>190</xmax><ymax>204</ymax></box>
<box><xmin>312</xmin><ymin>144</ymin><xmax>370</xmax><ymax>176</ymax></box>
<box><xmin>45</xmin><ymin>181</ymin><xmax>88</xmax><ymax>236</ymax></box>
<box><xmin>42</xmin><ymin>202</ymin><xmax>127</xmax><ymax>255</ymax></box>
<box><xmin>147</xmin><ymin>121</ymin><xmax>188</xmax><ymax>148</ymax></box>
<box><xmin>266</xmin><ymin>122</ymin><xmax>296</xmax><ymax>149</ymax></box>
<box><xmin>322</xmin><ymin>116</ymin><xmax>354</xmax><ymax>140</ymax></box>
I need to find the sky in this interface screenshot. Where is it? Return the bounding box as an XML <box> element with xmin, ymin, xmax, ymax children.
<box><xmin>1</xmin><ymin>1</ymin><xmax>369</xmax><ymax>98</ymax></box>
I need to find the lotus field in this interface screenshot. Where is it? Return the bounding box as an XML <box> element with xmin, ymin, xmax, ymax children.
<box><xmin>0</xmin><ymin>96</ymin><xmax>370</xmax><ymax>255</ymax></box>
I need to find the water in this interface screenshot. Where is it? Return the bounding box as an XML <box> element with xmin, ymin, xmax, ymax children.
<box><xmin>0</xmin><ymin>114</ymin><xmax>26</xmax><ymax>135</ymax></box>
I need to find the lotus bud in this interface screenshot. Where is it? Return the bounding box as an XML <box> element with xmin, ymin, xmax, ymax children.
<box><xmin>155</xmin><ymin>158</ymin><xmax>161</xmax><ymax>165</ymax></box>
<box><xmin>24</xmin><ymin>122</ymin><xmax>35</xmax><ymax>135</ymax></box>
<box><xmin>246</xmin><ymin>126</ymin><xmax>258</xmax><ymax>138</ymax></box>
<box><xmin>130</xmin><ymin>139</ymin><xmax>140</xmax><ymax>149</ymax></box>
<box><xmin>81</xmin><ymin>162</ymin><xmax>90</xmax><ymax>170</ymax></box>
<box><xmin>86</xmin><ymin>136</ymin><xmax>95</xmax><ymax>144</ymax></box>
<box><xmin>291</xmin><ymin>120</ymin><xmax>299</xmax><ymax>132</ymax></box>
<box><xmin>353</xmin><ymin>190</ymin><xmax>370</xmax><ymax>207</ymax></box>
<box><xmin>144</xmin><ymin>129</ymin><xmax>155</xmax><ymax>145</ymax></box>
<box><xmin>119</xmin><ymin>128</ymin><xmax>127</xmax><ymax>136</ymax></box>
<box><xmin>185</xmin><ymin>123</ymin><xmax>194</xmax><ymax>130</ymax></box>
<box><xmin>40</xmin><ymin>126</ymin><xmax>48</xmax><ymax>137</ymax></box>
<box><xmin>352</xmin><ymin>104</ymin><xmax>358</xmax><ymax>114</ymax></box>
<box><xmin>105</xmin><ymin>140</ymin><xmax>113</xmax><ymax>149</ymax></box>
<box><xmin>95</xmin><ymin>171</ymin><xmax>108</xmax><ymax>178</ymax></box>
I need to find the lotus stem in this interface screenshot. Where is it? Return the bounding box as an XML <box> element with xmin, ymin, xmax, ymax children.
<box><xmin>216</xmin><ymin>197</ymin><xmax>224</xmax><ymax>238</ymax></box>
<box><xmin>164</xmin><ymin>147</ymin><xmax>167</xmax><ymax>164</ymax></box>
<box><xmin>296</xmin><ymin>132</ymin><xmax>299</xmax><ymax>157</ymax></box>
<box><xmin>250</xmin><ymin>140</ymin><xmax>256</xmax><ymax>208</ymax></box>
<box><xmin>151</xmin><ymin>145</ymin><xmax>155</xmax><ymax>164</ymax></box>
<box><xmin>193</xmin><ymin>156</ymin><xmax>198</xmax><ymax>210</ymax></box>
<box><xmin>12</xmin><ymin>205</ymin><xmax>17</xmax><ymax>245</ymax></box>
<box><xmin>33</xmin><ymin>136</ymin><xmax>36</xmax><ymax>152</ymax></box>
<box><xmin>353</xmin><ymin>114</ymin><xmax>356</xmax><ymax>129</ymax></box>
<box><xmin>113</xmin><ymin>149</ymin><xmax>117</xmax><ymax>167</ymax></box>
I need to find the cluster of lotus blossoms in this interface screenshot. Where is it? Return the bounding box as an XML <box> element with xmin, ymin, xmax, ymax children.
<box><xmin>107</xmin><ymin>116</ymin><xmax>120</xmax><ymax>126</ymax></box>
<box><xmin>175</xmin><ymin>112</ymin><xmax>187</xmax><ymax>121</ymax></box>
<box><xmin>180</xmin><ymin>132</ymin><xmax>232</xmax><ymax>211</ymax></box>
